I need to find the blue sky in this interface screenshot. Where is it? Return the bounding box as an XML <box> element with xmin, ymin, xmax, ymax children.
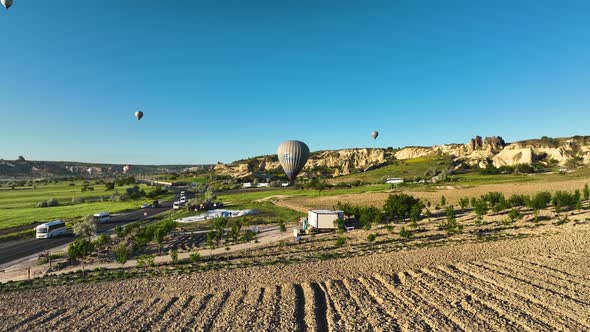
<box><xmin>1</xmin><ymin>1</ymin><xmax>590</xmax><ymax>164</ymax></box>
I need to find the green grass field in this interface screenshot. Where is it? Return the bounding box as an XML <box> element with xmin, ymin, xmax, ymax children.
<box><xmin>0</xmin><ymin>181</ymin><xmax>172</xmax><ymax>230</ymax></box>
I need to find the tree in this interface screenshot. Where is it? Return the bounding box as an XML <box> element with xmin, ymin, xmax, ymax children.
<box><xmin>528</xmin><ymin>192</ymin><xmax>552</xmax><ymax>222</ymax></box>
<box><xmin>458</xmin><ymin>197</ymin><xmax>469</xmax><ymax>212</ymax></box>
<box><xmin>105</xmin><ymin>182</ymin><xmax>115</xmax><ymax>191</ymax></box>
<box><xmin>367</xmin><ymin>233</ymin><xmax>377</xmax><ymax>245</ymax></box>
<box><xmin>472</xmin><ymin>198</ymin><xmax>488</xmax><ymax>217</ymax></box>
<box><xmin>383</xmin><ymin>194</ymin><xmax>424</xmax><ymax>223</ymax></box>
<box><xmin>114</xmin><ymin>225</ymin><xmax>125</xmax><ymax>238</ymax></box>
<box><xmin>230</xmin><ymin>220</ymin><xmax>242</xmax><ymax>242</ymax></box>
<box><xmin>584</xmin><ymin>184</ymin><xmax>590</xmax><ymax>201</ymax></box>
<box><xmin>153</xmin><ymin>228</ymin><xmax>165</xmax><ymax>254</ymax></box>
<box><xmin>170</xmin><ymin>249</ymin><xmax>179</xmax><ymax>264</ymax></box>
<box><xmin>279</xmin><ymin>222</ymin><xmax>287</xmax><ymax>233</ymax></box>
<box><xmin>73</xmin><ymin>215</ymin><xmax>97</xmax><ymax>240</ymax></box>
<box><xmin>438</xmin><ymin>206</ymin><xmax>463</xmax><ymax>235</ymax></box>
<box><xmin>506</xmin><ymin>209</ymin><xmax>522</xmax><ymax>223</ymax></box>
<box><xmin>399</xmin><ymin>227</ymin><xmax>412</xmax><ymax>239</ymax></box>
<box><xmin>113</xmin><ymin>243</ymin><xmax>129</xmax><ymax>265</ymax></box>
<box><xmin>359</xmin><ymin>207</ymin><xmax>381</xmax><ymax>230</ymax></box>
<box><xmin>68</xmin><ymin>239</ymin><xmax>95</xmax><ymax>276</ymax></box>
<box><xmin>440</xmin><ymin>195</ymin><xmax>447</xmax><ymax>207</ymax></box>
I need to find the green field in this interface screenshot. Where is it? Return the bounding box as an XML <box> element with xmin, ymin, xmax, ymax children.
<box><xmin>0</xmin><ymin>181</ymin><xmax>172</xmax><ymax>230</ymax></box>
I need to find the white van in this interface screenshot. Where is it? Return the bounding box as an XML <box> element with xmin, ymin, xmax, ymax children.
<box><xmin>93</xmin><ymin>212</ymin><xmax>111</xmax><ymax>223</ymax></box>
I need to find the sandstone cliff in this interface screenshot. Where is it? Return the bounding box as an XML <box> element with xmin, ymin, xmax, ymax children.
<box><xmin>214</xmin><ymin>135</ymin><xmax>590</xmax><ymax>179</ymax></box>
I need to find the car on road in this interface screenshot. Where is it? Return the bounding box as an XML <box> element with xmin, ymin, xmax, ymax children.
<box><xmin>173</xmin><ymin>201</ymin><xmax>181</xmax><ymax>209</ymax></box>
<box><xmin>180</xmin><ymin>191</ymin><xmax>185</xmax><ymax>196</ymax></box>
<box><xmin>180</xmin><ymin>196</ymin><xmax>187</xmax><ymax>204</ymax></box>
<box><xmin>140</xmin><ymin>203</ymin><xmax>151</xmax><ymax>209</ymax></box>
<box><xmin>152</xmin><ymin>200</ymin><xmax>161</xmax><ymax>208</ymax></box>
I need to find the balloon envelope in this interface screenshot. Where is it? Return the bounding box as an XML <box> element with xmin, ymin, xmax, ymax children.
<box><xmin>135</xmin><ymin>111</ymin><xmax>143</xmax><ymax>120</ymax></box>
<box><xmin>1</xmin><ymin>0</ymin><xmax>13</xmax><ymax>9</ymax></box>
<box><xmin>371</xmin><ymin>131</ymin><xmax>379</xmax><ymax>140</ymax></box>
<box><xmin>278</xmin><ymin>140</ymin><xmax>310</xmax><ymax>181</ymax></box>
<box><xmin>123</xmin><ymin>165</ymin><xmax>131</xmax><ymax>174</ymax></box>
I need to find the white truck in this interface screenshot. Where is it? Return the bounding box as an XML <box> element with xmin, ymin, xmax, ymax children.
<box><xmin>306</xmin><ymin>210</ymin><xmax>344</xmax><ymax>230</ymax></box>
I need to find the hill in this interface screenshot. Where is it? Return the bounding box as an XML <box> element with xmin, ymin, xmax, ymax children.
<box><xmin>213</xmin><ymin>135</ymin><xmax>590</xmax><ymax>181</ymax></box>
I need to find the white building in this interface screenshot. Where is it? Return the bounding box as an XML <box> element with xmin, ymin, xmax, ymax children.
<box><xmin>307</xmin><ymin>210</ymin><xmax>344</xmax><ymax>230</ymax></box>
<box><xmin>385</xmin><ymin>178</ymin><xmax>404</xmax><ymax>184</ymax></box>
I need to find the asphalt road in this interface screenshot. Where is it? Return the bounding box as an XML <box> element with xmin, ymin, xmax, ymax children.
<box><xmin>0</xmin><ymin>200</ymin><xmax>177</xmax><ymax>267</ymax></box>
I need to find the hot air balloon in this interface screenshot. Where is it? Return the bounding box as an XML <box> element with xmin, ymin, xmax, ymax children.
<box><xmin>87</xmin><ymin>168</ymin><xmax>93</xmax><ymax>175</ymax></box>
<box><xmin>123</xmin><ymin>165</ymin><xmax>131</xmax><ymax>174</ymax></box>
<box><xmin>135</xmin><ymin>111</ymin><xmax>143</xmax><ymax>121</ymax></box>
<box><xmin>371</xmin><ymin>131</ymin><xmax>379</xmax><ymax>140</ymax></box>
<box><xmin>278</xmin><ymin>140</ymin><xmax>310</xmax><ymax>181</ymax></box>
<box><xmin>1</xmin><ymin>0</ymin><xmax>13</xmax><ymax>9</ymax></box>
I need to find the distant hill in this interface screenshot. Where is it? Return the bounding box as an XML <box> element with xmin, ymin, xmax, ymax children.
<box><xmin>0</xmin><ymin>160</ymin><xmax>213</xmax><ymax>179</ymax></box>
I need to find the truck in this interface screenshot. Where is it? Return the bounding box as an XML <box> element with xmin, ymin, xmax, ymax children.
<box><xmin>305</xmin><ymin>210</ymin><xmax>344</xmax><ymax>231</ymax></box>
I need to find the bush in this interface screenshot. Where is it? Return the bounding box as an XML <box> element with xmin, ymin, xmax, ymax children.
<box><xmin>359</xmin><ymin>207</ymin><xmax>381</xmax><ymax>230</ymax></box>
<box><xmin>94</xmin><ymin>234</ymin><xmax>111</xmax><ymax>247</ymax></box>
<box><xmin>385</xmin><ymin>224</ymin><xmax>394</xmax><ymax>233</ymax></box>
<box><xmin>137</xmin><ymin>255</ymin><xmax>155</xmax><ymax>268</ymax></box>
<box><xmin>37</xmin><ymin>198</ymin><xmax>59</xmax><ymax>208</ymax></box>
<box><xmin>113</xmin><ymin>244</ymin><xmax>129</xmax><ymax>265</ymax></box>
<box><xmin>114</xmin><ymin>225</ymin><xmax>125</xmax><ymax>238</ymax></box>
<box><xmin>335</xmin><ymin>237</ymin><xmax>346</xmax><ymax>247</ymax></box>
<box><xmin>508</xmin><ymin>194</ymin><xmax>528</xmax><ymax>207</ymax></box>
<box><xmin>367</xmin><ymin>233</ymin><xmax>377</xmax><ymax>244</ymax></box>
<box><xmin>399</xmin><ymin>227</ymin><xmax>412</xmax><ymax>239</ymax></box>
<box><xmin>438</xmin><ymin>206</ymin><xmax>463</xmax><ymax>235</ymax></box>
<box><xmin>506</xmin><ymin>209</ymin><xmax>522</xmax><ymax>223</ymax></box>
<box><xmin>383</xmin><ymin>194</ymin><xmax>424</xmax><ymax>222</ymax></box>
<box><xmin>170</xmin><ymin>250</ymin><xmax>179</xmax><ymax>264</ymax></box>
<box><xmin>189</xmin><ymin>252</ymin><xmax>201</xmax><ymax>263</ymax></box>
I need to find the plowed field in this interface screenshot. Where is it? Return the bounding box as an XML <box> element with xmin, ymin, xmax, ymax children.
<box><xmin>2</xmin><ymin>224</ymin><xmax>590</xmax><ymax>331</ymax></box>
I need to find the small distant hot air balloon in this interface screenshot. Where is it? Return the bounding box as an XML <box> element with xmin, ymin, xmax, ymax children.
<box><xmin>135</xmin><ymin>111</ymin><xmax>143</xmax><ymax>121</ymax></box>
<box><xmin>1</xmin><ymin>0</ymin><xmax>13</xmax><ymax>9</ymax></box>
<box><xmin>123</xmin><ymin>165</ymin><xmax>131</xmax><ymax>174</ymax></box>
<box><xmin>371</xmin><ymin>131</ymin><xmax>379</xmax><ymax>140</ymax></box>
<box><xmin>278</xmin><ymin>140</ymin><xmax>310</xmax><ymax>181</ymax></box>
<box><xmin>87</xmin><ymin>168</ymin><xmax>93</xmax><ymax>175</ymax></box>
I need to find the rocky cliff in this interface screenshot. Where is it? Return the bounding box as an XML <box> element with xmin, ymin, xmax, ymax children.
<box><xmin>215</xmin><ymin>135</ymin><xmax>590</xmax><ymax>179</ymax></box>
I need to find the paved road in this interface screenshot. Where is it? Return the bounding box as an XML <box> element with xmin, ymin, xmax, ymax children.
<box><xmin>0</xmin><ymin>201</ymin><xmax>176</xmax><ymax>267</ymax></box>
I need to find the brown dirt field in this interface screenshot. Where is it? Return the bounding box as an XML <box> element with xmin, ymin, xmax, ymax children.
<box><xmin>2</xmin><ymin>213</ymin><xmax>590</xmax><ymax>331</ymax></box>
<box><xmin>280</xmin><ymin>177</ymin><xmax>590</xmax><ymax>211</ymax></box>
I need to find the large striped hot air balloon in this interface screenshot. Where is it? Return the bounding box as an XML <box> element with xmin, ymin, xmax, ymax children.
<box><xmin>278</xmin><ymin>140</ymin><xmax>309</xmax><ymax>181</ymax></box>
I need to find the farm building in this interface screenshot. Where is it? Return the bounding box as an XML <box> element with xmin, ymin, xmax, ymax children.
<box><xmin>307</xmin><ymin>210</ymin><xmax>344</xmax><ymax>230</ymax></box>
<box><xmin>385</xmin><ymin>177</ymin><xmax>404</xmax><ymax>184</ymax></box>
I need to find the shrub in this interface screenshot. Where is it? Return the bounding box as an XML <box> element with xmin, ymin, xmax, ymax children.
<box><xmin>137</xmin><ymin>255</ymin><xmax>155</xmax><ymax>267</ymax></box>
<box><xmin>335</xmin><ymin>237</ymin><xmax>346</xmax><ymax>247</ymax></box>
<box><xmin>506</xmin><ymin>209</ymin><xmax>522</xmax><ymax>223</ymax></box>
<box><xmin>189</xmin><ymin>252</ymin><xmax>201</xmax><ymax>263</ymax></box>
<box><xmin>508</xmin><ymin>194</ymin><xmax>528</xmax><ymax>207</ymax></box>
<box><xmin>279</xmin><ymin>222</ymin><xmax>287</xmax><ymax>233</ymax></box>
<box><xmin>93</xmin><ymin>234</ymin><xmax>111</xmax><ymax>247</ymax></box>
<box><xmin>114</xmin><ymin>225</ymin><xmax>125</xmax><ymax>238</ymax></box>
<box><xmin>458</xmin><ymin>197</ymin><xmax>469</xmax><ymax>211</ymax></box>
<box><xmin>399</xmin><ymin>227</ymin><xmax>412</xmax><ymax>239</ymax></box>
<box><xmin>359</xmin><ymin>206</ymin><xmax>381</xmax><ymax>230</ymax></box>
<box><xmin>438</xmin><ymin>206</ymin><xmax>463</xmax><ymax>235</ymax></box>
<box><xmin>383</xmin><ymin>194</ymin><xmax>424</xmax><ymax>222</ymax></box>
<box><xmin>170</xmin><ymin>250</ymin><xmax>179</xmax><ymax>264</ymax></box>
<box><xmin>385</xmin><ymin>224</ymin><xmax>394</xmax><ymax>233</ymax></box>
<box><xmin>584</xmin><ymin>184</ymin><xmax>590</xmax><ymax>201</ymax></box>
<box><xmin>367</xmin><ymin>233</ymin><xmax>377</xmax><ymax>244</ymax></box>
<box><xmin>440</xmin><ymin>195</ymin><xmax>447</xmax><ymax>206</ymax></box>
<box><xmin>113</xmin><ymin>244</ymin><xmax>129</xmax><ymax>265</ymax></box>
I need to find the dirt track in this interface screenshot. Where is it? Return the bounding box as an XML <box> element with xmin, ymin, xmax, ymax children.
<box><xmin>2</xmin><ymin>223</ymin><xmax>590</xmax><ymax>331</ymax></box>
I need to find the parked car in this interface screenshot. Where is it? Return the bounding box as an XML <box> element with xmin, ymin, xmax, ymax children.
<box><xmin>180</xmin><ymin>196</ymin><xmax>187</xmax><ymax>203</ymax></box>
<box><xmin>140</xmin><ymin>203</ymin><xmax>150</xmax><ymax>209</ymax></box>
<box><xmin>173</xmin><ymin>201</ymin><xmax>181</xmax><ymax>209</ymax></box>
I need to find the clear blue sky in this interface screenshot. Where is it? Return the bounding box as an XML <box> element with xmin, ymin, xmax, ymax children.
<box><xmin>1</xmin><ymin>1</ymin><xmax>590</xmax><ymax>165</ymax></box>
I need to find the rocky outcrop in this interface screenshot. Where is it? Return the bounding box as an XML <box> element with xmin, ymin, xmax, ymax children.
<box><xmin>213</xmin><ymin>135</ymin><xmax>590</xmax><ymax>179</ymax></box>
